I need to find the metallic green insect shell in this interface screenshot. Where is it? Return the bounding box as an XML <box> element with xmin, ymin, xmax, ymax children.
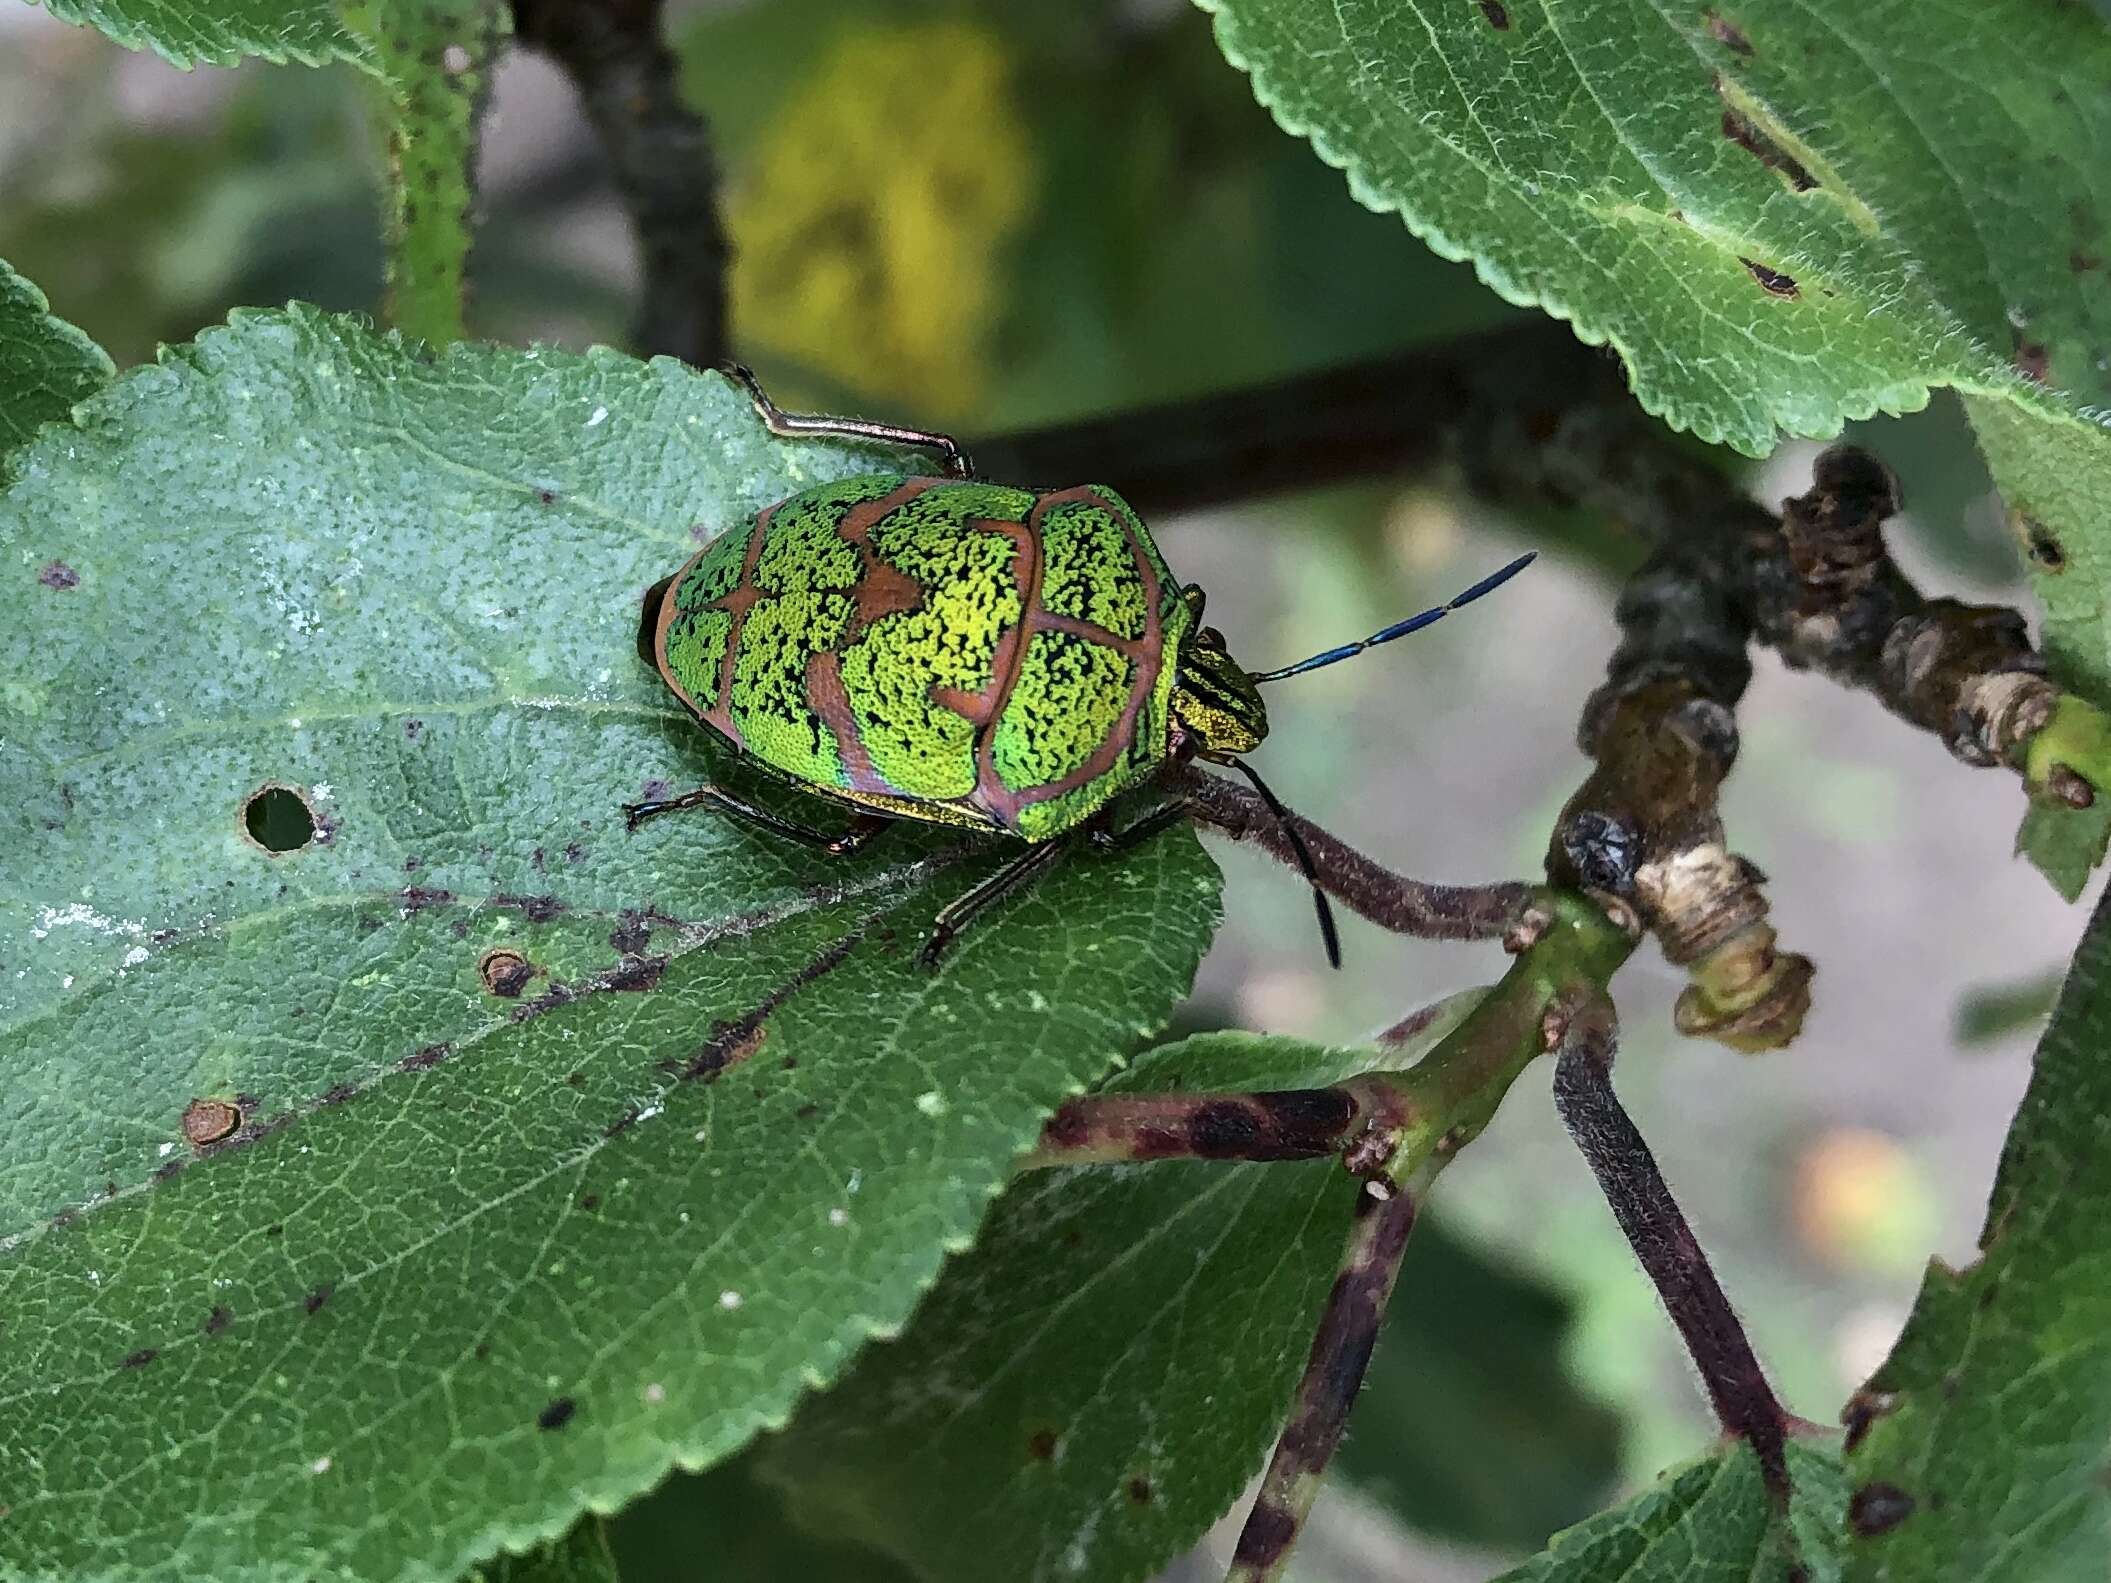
<box><xmin>650</xmin><ymin>473</ymin><xmax>1195</xmax><ymax>843</ymax></box>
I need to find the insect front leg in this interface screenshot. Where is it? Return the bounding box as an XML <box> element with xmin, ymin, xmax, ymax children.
<box><xmin>623</xmin><ymin>783</ymin><xmax>888</xmax><ymax>856</ymax></box>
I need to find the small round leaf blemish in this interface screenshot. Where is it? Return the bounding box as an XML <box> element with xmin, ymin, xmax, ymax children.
<box><xmin>241</xmin><ymin>784</ymin><xmax>317</xmax><ymax>854</ymax></box>
<box><xmin>536</xmin><ymin>1397</ymin><xmax>576</xmax><ymax>1431</ymax></box>
<box><xmin>181</xmin><ymin>1098</ymin><xmax>242</xmax><ymax>1147</ymax></box>
<box><xmin>478</xmin><ymin>948</ymin><xmax>534</xmax><ymax>998</ymax></box>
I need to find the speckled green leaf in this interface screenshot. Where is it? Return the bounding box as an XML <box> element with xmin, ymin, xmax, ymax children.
<box><xmin>0</xmin><ymin>308</ymin><xmax>1220</xmax><ymax>1583</ymax></box>
<box><xmin>1195</xmin><ymin>0</ymin><xmax>2111</xmax><ymax>884</ymax></box>
<box><xmin>1497</xmin><ymin>1441</ymin><xmax>1846</xmax><ymax>1583</ymax></box>
<box><xmin>1844</xmin><ymin>881</ymin><xmax>2111</xmax><ymax>1582</ymax></box>
<box><xmin>341</xmin><ymin>1</ymin><xmax>509</xmax><ymax>345</ymax></box>
<box><xmin>757</xmin><ymin>1004</ymin><xmax>1479</xmax><ymax>1583</ymax></box>
<box><xmin>30</xmin><ymin>0</ymin><xmax>362</xmax><ymax>68</ymax></box>
<box><xmin>0</xmin><ymin>259</ymin><xmax>113</xmax><ymax>461</ymax></box>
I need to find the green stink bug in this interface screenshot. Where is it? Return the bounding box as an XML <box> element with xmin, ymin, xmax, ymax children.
<box><xmin>632</xmin><ymin>368</ymin><xmax>1531</xmax><ymax>965</ymax></box>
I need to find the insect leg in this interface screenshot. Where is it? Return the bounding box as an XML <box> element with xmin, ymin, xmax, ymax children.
<box><xmin>722</xmin><ymin>363</ymin><xmax>974</xmax><ymax>478</ymax></box>
<box><xmin>624</xmin><ymin>783</ymin><xmax>887</xmax><ymax>855</ymax></box>
<box><xmin>918</xmin><ymin>839</ymin><xmax>1074</xmax><ymax>969</ymax></box>
<box><xmin>1087</xmin><ymin>800</ymin><xmax>1188</xmax><ymax>853</ymax></box>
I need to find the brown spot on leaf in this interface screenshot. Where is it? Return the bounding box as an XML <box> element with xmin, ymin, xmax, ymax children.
<box><xmin>1720</xmin><ymin>106</ymin><xmax>1816</xmax><ymax>191</ymax></box>
<box><xmin>1840</xmin><ymin>1387</ymin><xmax>1898</xmax><ymax>1454</ymax></box>
<box><xmin>1476</xmin><ymin>0</ymin><xmax>1509</xmax><ymax>27</ymax></box>
<box><xmin>400</xmin><ymin>1042</ymin><xmax>452</xmax><ymax>1072</ymax></box>
<box><xmin>404</xmin><ymin>719</ymin><xmax>423</xmax><ymax>740</ymax></box>
<box><xmin>1026</xmin><ymin>1428</ymin><xmax>1058</xmax><ymax>1461</ymax></box>
<box><xmin>606</xmin><ymin>955</ymin><xmax>667</xmax><ymax>993</ymax></box>
<box><xmin>305</xmin><ymin>1283</ymin><xmax>334</xmax><ymax>1315</ymax></box>
<box><xmin>38</xmin><ymin>560</ymin><xmax>79</xmax><ymax>589</ymax></box>
<box><xmin>492</xmin><ymin>893</ymin><xmax>565</xmax><ymax>924</ymax></box>
<box><xmin>537</xmin><ymin>1396</ymin><xmax>577</xmax><ymax>1431</ymax></box>
<box><xmin>1741</xmin><ymin>258</ymin><xmax>1799</xmax><ymax>296</ymax></box>
<box><xmin>204</xmin><ymin>1306</ymin><xmax>232</xmax><ymax>1336</ymax></box>
<box><xmin>2073</xmin><ymin>251</ymin><xmax>2103</xmax><ymax>273</ymax></box>
<box><xmin>671</xmin><ymin>932</ymin><xmax>863</xmax><ymax>1080</ymax></box>
<box><xmin>118</xmin><ymin>1347</ymin><xmax>159</xmax><ymax>1370</ymax></box>
<box><xmin>1849</xmin><ymin>1482</ymin><xmax>1916</xmax><ymax>1536</ymax></box>
<box><xmin>1126</xmin><ymin>1475</ymin><xmax>1154</xmax><ymax>1504</ymax></box>
<box><xmin>319</xmin><ymin>1083</ymin><xmax>358</xmax><ymax>1108</ymax></box>
<box><xmin>400</xmin><ymin>885</ymin><xmax>454</xmax><ymax>912</ymax></box>
<box><xmin>479</xmin><ymin>947</ymin><xmax>535</xmax><ymax>998</ymax></box>
<box><xmin>182</xmin><ymin>1098</ymin><xmax>242</xmax><ymax>1147</ymax></box>
<box><xmin>2017</xmin><ymin>514</ymin><xmax>2067</xmax><ymax>572</ymax></box>
<box><xmin>2014</xmin><ymin>339</ymin><xmax>2050</xmax><ymax>383</ymax></box>
<box><xmin>1703</xmin><ymin>7</ymin><xmax>1754</xmax><ymax>53</ymax></box>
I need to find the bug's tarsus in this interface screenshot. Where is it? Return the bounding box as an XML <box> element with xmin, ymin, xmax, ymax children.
<box><xmin>1213</xmin><ymin>757</ymin><xmax>1342</xmax><ymax>970</ymax></box>
<box><xmin>1248</xmin><ymin>550</ymin><xmax>1538</xmax><ymax>684</ymax></box>
<box><xmin>1088</xmin><ymin>800</ymin><xmax>1188</xmax><ymax>853</ymax></box>
<box><xmin>918</xmin><ymin>838</ymin><xmax>1073</xmax><ymax>970</ymax></box>
<box><xmin>722</xmin><ymin>362</ymin><xmax>975</xmax><ymax>478</ymax></box>
<box><xmin>624</xmin><ymin>783</ymin><xmax>887</xmax><ymax>856</ymax></box>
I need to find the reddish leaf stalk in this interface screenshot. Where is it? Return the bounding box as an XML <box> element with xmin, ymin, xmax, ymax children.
<box><xmin>1226</xmin><ymin>1186</ymin><xmax>1419</xmax><ymax>1583</ymax></box>
<box><xmin>1022</xmin><ymin>1079</ymin><xmax>1410</xmax><ymax>1171</ymax></box>
<box><xmin>1547</xmin><ymin>989</ymin><xmax>1793</xmax><ymax>1504</ymax></box>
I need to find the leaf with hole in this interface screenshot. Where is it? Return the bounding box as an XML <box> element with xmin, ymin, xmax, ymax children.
<box><xmin>0</xmin><ymin>307</ymin><xmax>1221</xmax><ymax>1582</ymax></box>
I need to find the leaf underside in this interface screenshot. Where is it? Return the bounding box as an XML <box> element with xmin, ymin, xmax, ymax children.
<box><xmin>0</xmin><ymin>258</ymin><xmax>115</xmax><ymax>460</ymax></box>
<box><xmin>0</xmin><ymin>308</ymin><xmax>1221</xmax><ymax>1583</ymax></box>
<box><xmin>1844</xmin><ymin>879</ymin><xmax>2111</xmax><ymax>1582</ymax></box>
<box><xmin>1497</xmin><ymin>1439</ymin><xmax>1846</xmax><ymax>1583</ymax></box>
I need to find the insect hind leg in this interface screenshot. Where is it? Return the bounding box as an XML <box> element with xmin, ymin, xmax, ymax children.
<box><xmin>721</xmin><ymin>363</ymin><xmax>974</xmax><ymax>478</ymax></box>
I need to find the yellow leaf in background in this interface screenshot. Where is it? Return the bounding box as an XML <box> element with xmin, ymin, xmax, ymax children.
<box><xmin>730</xmin><ymin>20</ymin><xmax>1034</xmax><ymax>418</ymax></box>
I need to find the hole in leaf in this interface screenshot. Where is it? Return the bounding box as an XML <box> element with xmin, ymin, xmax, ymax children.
<box><xmin>479</xmin><ymin>947</ymin><xmax>535</xmax><ymax>998</ymax></box>
<box><xmin>242</xmin><ymin>784</ymin><xmax>316</xmax><ymax>854</ymax></box>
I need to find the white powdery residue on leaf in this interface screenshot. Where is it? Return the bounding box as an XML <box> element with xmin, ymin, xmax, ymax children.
<box><xmin>122</xmin><ymin>947</ymin><xmax>148</xmax><ymax>968</ymax></box>
<box><xmin>914</xmin><ymin>1090</ymin><xmax>948</xmax><ymax>1118</ymax></box>
<box><xmin>586</xmin><ymin>405</ymin><xmax>609</xmax><ymax>427</ymax></box>
<box><xmin>32</xmin><ymin>904</ymin><xmax>146</xmax><ymax>942</ymax></box>
<box><xmin>718</xmin><ymin>1290</ymin><xmax>743</xmax><ymax>1310</ymax></box>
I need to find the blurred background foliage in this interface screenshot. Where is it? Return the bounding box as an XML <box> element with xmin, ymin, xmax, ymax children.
<box><xmin>1</xmin><ymin>0</ymin><xmax>2089</xmax><ymax>1575</ymax></box>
